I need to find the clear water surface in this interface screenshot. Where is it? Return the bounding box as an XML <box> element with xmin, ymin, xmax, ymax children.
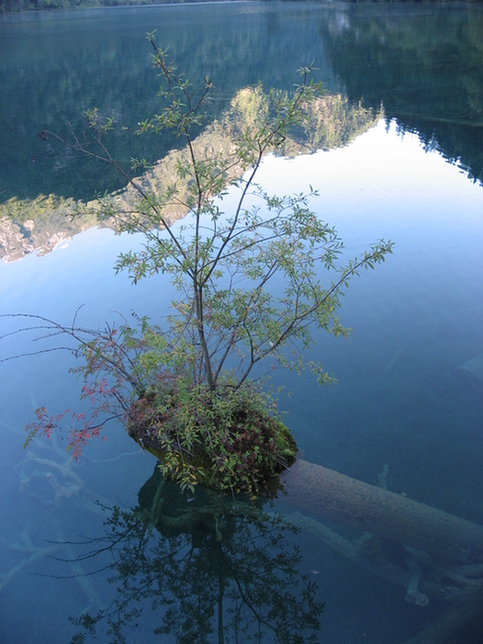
<box><xmin>1</xmin><ymin>3</ymin><xmax>483</xmax><ymax>643</ymax></box>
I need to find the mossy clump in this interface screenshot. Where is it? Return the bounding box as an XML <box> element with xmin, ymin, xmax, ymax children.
<box><xmin>127</xmin><ymin>381</ymin><xmax>297</xmax><ymax>495</ymax></box>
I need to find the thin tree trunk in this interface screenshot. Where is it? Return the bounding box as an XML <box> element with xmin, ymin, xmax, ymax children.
<box><xmin>193</xmin><ymin>280</ymin><xmax>214</xmax><ymax>390</ymax></box>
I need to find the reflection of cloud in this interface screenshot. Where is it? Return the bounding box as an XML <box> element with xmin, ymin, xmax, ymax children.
<box><xmin>328</xmin><ymin>11</ymin><xmax>351</xmax><ymax>36</ymax></box>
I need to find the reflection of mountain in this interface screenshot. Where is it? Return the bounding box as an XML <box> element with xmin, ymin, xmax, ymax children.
<box><xmin>68</xmin><ymin>466</ymin><xmax>324</xmax><ymax>643</ymax></box>
<box><xmin>2</xmin><ymin>3</ymin><xmax>481</xmax><ymax>212</ymax></box>
<box><xmin>0</xmin><ymin>4</ymin><xmax>339</xmax><ymax>205</ymax></box>
<box><xmin>0</xmin><ymin>194</ymin><xmax>91</xmax><ymax>262</ymax></box>
<box><xmin>0</xmin><ymin>91</ymin><xmax>379</xmax><ymax>262</ymax></box>
<box><xmin>322</xmin><ymin>4</ymin><xmax>483</xmax><ymax>184</ymax></box>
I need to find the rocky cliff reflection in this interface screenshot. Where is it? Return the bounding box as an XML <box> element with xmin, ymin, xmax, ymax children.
<box><xmin>3</xmin><ymin>5</ymin><xmax>481</xmax><ymax>264</ymax></box>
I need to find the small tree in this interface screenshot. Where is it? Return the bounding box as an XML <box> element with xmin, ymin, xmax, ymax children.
<box><xmin>23</xmin><ymin>34</ymin><xmax>393</xmax><ymax>494</ymax></box>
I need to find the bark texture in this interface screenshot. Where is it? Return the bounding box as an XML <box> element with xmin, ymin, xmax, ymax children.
<box><xmin>281</xmin><ymin>460</ymin><xmax>483</xmax><ymax>563</ymax></box>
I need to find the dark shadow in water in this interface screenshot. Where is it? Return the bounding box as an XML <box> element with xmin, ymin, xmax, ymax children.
<box><xmin>62</xmin><ymin>466</ymin><xmax>324</xmax><ymax>643</ymax></box>
<box><xmin>0</xmin><ymin>4</ymin><xmax>338</xmax><ymax>204</ymax></box>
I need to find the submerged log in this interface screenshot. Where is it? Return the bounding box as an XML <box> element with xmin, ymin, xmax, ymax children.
<box><xmin>402</xmin><ymin>602</ymin><xmax>483</xmax><ymax>644</ymax></box>
<box><xmin>280</xmin><ymin>460</ymin><xmax>483</xmax><ymax>564</ymax></box>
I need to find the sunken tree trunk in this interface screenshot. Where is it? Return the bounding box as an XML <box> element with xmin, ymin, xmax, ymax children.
<box><xmin>281</xmin><ymin>460</ymin><xmax>483</xmax><ymax>564</ymax></box>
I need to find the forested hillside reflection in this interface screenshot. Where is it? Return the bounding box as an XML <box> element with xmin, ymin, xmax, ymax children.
<box><xmin>323</xmin><ymin>3</ymin><xmax>483</xmax><ymax>184</ymax></box>
<box><xmin>0</xmin><ymin>4</ymin><xmax>339</xmax><ymax>205</ymax></box>
<box><xmin>0</xmin><ymin>90</ymin><xmax>378</xmax><ymax>262</ymax></box>
<box><xmin>2</xmin><ymin>3</ymin><xmax>482</xmax><ymax>261</ymax></box>
<box><xmin>2</xmin><ymin>3</ymin><xmax>481</xmax><ymax>206</ymax></box>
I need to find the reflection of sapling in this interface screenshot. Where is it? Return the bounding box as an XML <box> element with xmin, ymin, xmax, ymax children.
<box><xmin>20</xmin><ymin>34</ymin><xmax>393</xmax><ymax>494</ymax></box>
<box><xmin>69</xmin><ymin>477</ymin><xmax>325</xmax><ymax>643</ymax></box>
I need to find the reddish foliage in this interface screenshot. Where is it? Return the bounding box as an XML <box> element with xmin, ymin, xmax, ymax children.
<box><xmin>24</xmin><ymin>375</ymin><xmax>123</xmax><ymax>459</ymax></box>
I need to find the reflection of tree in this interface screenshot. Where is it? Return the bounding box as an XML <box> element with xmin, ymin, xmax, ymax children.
<box><xmin>69</xmin><ymin>467</ymin><xmax>323</xmax><ymax>643</ymax></box>
<box><xmin>0</xmin><ymin>5</ymin><xmax>337</xmax><ymax>204</ymax></box>
<box><xmin>322</xmin><ymin>4</ymin><xmax>483</xmax><ymax>184</ymax></box>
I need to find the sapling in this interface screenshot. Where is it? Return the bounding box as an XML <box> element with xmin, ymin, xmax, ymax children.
<box><xmin>12</xmin><ymin>35</ymin><xmax>393</xmax><ymax>493</ymax></box>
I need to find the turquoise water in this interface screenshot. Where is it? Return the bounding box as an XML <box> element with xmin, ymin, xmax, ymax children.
<box><xmin>1</xmin><ymin>3</ymin><xmax>483</xmax><ymax>642</ymax></box>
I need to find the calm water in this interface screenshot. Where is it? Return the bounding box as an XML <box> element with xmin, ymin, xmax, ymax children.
<box><xmin>1</xmin><ymin>3</ymin><xmax>483</xmax><ymax>643</ymax></box>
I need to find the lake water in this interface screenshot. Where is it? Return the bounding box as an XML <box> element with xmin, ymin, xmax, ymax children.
<box><xmin>1</xmin><ymin>2</ymin><xmax>483</xmax><ymax>643</ymax></box>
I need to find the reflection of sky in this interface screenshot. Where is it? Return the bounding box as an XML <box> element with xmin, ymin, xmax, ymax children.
<box><xmin>1</xmin><ymin>227</ymin><xmax>150</xmax><ymax>321</ymax></box>
<box><xmin>259</xmin><ymin>118</ymin><xmax>482</xmax><ymax>233</ymax></box>
<box><xmin>259</xmin><ymin>117</ymin><xmax>483</xmax><ymax>336</ymax></box>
